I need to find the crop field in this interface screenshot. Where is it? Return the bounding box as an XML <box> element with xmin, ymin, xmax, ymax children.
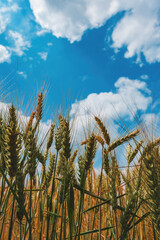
<box><xmin>0</xmin><ymin>91</ymin><xmax>159</xmax><ymax>240</ymax></box>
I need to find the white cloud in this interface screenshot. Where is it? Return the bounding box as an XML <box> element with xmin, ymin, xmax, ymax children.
<box><xmin>0</xmin><ymin>101</ymin><xmax>10</xmax><ymax>113</ymax></box>
<box><xmin>0</xmin><ymin>30</ymin><xmax>30</xmax><ymax>63</ymax></box>
<box><xmin>29</xmin><ymin>0</ymin><xmax>123</xmax><ymax>43</ymax></box>
<box><xmin>140</xmin><ymin>113</ymin><xmax>160</xmax><ymax>140</ymax></box>
<box><xmin>0</xmin><ymin>3</ymin><xmax>19</xmax><ymax>13</ymax></box>
<box><xmin>0</xmin><ymin>3</ymin><xmax>19</xmax><ymax>34</ymax></box>
<box><xmin>81</xmin><ymin>75</ymin><xmax>88</xmax><ymax>82</ymax></box>
<box><xmin>111</xmin><ymin>0</ymin><xmax>160</xmax><ymax>63</ymax></box>
<box><xmin>0</xmin><ymin>45</ymin><xmax>11</xmax><ymax>63</ymax></box>
<box><xmin>0</xmin><ymin>14</ymin><xmax>9</xmax><ymax>34</ymax></box>
<box><xmin>8</xmin><ymin>30</ymin><xmax>31</xmax><ymax>56</ymax></box>
<box><xmin>17</xmin><ymin>71</ymin><xmax>27</xmax><ymax>79</ymax></box>
<box><xmin>38</xmin><ymin>51</ymin><xmax>48</xmax><ymax>61</ymax></box>
<box><xmin>0</xmin><ymin>3</ymin><xmax>31</xmax><ymax>63</ymax></box>
<box><xmin>36</xmin><ymin>28</ymin><xmax>49</xmax><ymax>36</ymax></box>
<box><xmin>70</xmin><ymin>77</ymin><xmax>152</xmax><ymax>141</ymax></box>
<box><xmin>47</xmin><ymin>42</ymin><xmax>53</xmax><ymax>46</ymax></box>
<box><xmin>29</xmin><ymin>0</ymin><xmax>160</xmax><ymax>63</ymax></box>
<box><xmin>141</xmin><ymin>113</ymin><xmax>159</xmax><ymax>125</ymax></box>
<box><xmin>140</xmin><ymin>75</ymin><xmax>149</xmax><ymax>80</ymax></box>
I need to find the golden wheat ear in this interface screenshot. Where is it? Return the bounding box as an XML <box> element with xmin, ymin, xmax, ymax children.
<box><xmin>107</xmin><ymin>129</ymin><xmax>140</xmax><ymax>153</ymax></box>
<box><xmin>95</xmin><ymin>135</ymin><xmax>105</xmax><ymax>146</ymax></box>
<box><xmin>95</xmin><ymin>116</ymin><xmax>110</xmax><ymax>145</ymax></box>
<box><xmin>25</xmin><ymin>111</ymin><xmax>36</xmax><ymax>134</ymax></box>
<box><xmin>69</xmin><ymin>149</ymin><xmax>78</xmax><ymax>165</ymax></box>
<box><xmin>36</xmin><ymin>91</ymin><xmax>43</xmax><ymax>123</ymax></box>
<box><xmin>127</xmin><ymin>140</ymin><xmax>143</xmax><ymax>165</ymax></box>
<box><xmin>85</xmin><ymin>133</ymin><xmax>97</xmax><ymax>171</ymax></box>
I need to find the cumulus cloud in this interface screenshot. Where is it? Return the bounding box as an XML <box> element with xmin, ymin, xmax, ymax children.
<box><xmin>0</xmin><ymin>30</ymin><xmax>31</xmax><ymax>63</ymax></box>
<box><xmin>141</xmin><ymin>113</ymin><xmax>159</xmax><ymax>125</ymax></box>
<box><xmin>29</xmin><ymin>0</ymin><xmax>123</xmax><ymax>43</ymax></box>
<box><xmin>0</xmin><ymin>14</ymin><xmax>9</xmax><ymax>34</ymax></box>
<box><xmin>0</xmin><ymin>3</ymin><xmax>32</xmax><ymax>63</ymax></box>
<box><xmin>111</xmin><ymin>0</ymin><xmax>160</xmax><ymax>63</ymax></box>
<box><xmin>29</xmin><ymin>0</ymin><xmax>160</xmax><ymax>63</ymax></box>
<box><xmin>0</xmin><ymin>2</ymin><xmax>19</xmax><ymax>13</ymax></box>
<box><xmin>38</xmin><ymin>52</ymin><xmax>48</xmax><ymax>61</ymax></box>
<box><xmin>139</xmin><ymin>112</ymin><xmax>160</xmax><ymax>141</ymax></box>
<box><xmin>0</xmin><ymin>2</ymin><xmax>19</xmax><ymax>34</ymax></box>
<box><xmin>0</xmin><ymin>45</ymin><xmax>11</xmax><ymax>63</ymax></box>
<box><xmin>8</xmin><ymin>30</ymin><xmax>31</xmax><ymax>56</ymax></box>
<box><xmin>0</xmin><ymin>31</ymin><xmax>31</xmax><ymax>64</ymax></box>
<box><xmin>70</xmin><ymin>77</ymin><xmax>152</xmax><ymax>141</ymax></box>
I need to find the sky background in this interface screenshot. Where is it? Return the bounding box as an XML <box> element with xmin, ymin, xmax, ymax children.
<box><xmin>0</xmin><ymin>0</ymin><xmax>160</xmax><ymax>166</ymax></box>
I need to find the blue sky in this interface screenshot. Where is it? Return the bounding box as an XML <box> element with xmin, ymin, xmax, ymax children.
<box><xmin>0</xmin><ymin>0</ymin><xmax>160</xmax><ymax>166</ymax></box>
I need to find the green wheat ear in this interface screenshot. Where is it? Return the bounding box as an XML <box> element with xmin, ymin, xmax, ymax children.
<box><xmin>57</xmin><ymin>117</ymin><xmax>71</xmax><ymax>174</ymax></box>
<box><xmin>61</xmin><ymin>119</ymin><xmax>71</xmax><ymax>160</ymax></box>
<box><xmin>55</xmin><ymin>115</ymin><xmax>65</xmax><ymax>152</ymax></box>
<box><xmin>0</xmin><ymin>115</ymin><xmax>7</xmax><ymax>172</ymax></box>
<box><xmin>78</xmin><ymin>154</ymin><xmax>85</xmax><ymax>183</ymax></box>
<box><xmin>42</xmin><ymin>153</ymin><xmax>55</xmax><ymax>189</ymax></box>
<box><xmin>85</xmin><ymin>133</ymin><xmax>97</xmax><ymax>171</ymax></box>
<box><xmin>127</xmin><ymin>140</ymin><xmax>143</xmax><ymax>165</ymax></box>
<box><xmin>26</xmin><ymin>129</ymin><xmax>37</xmax><ymax>177</ymax></box>
<box><xmin>43</xmin><ymin>123</ymin><xmax>55</xmax><ymax>164</ymax></box>
<box><xmin>16</xmin><ymin>168</ymin><xmax>25</xmax><ymax>222</ymax></box>
<box><xmin>143</xmin><ymin>149</ymin><xmax>160</xmax><ymax>236</ymax></box>
<box><xmin>56</xmin><ymin>150</ymin><xmax>64</xmax><ymax>175</ymax></box>
<box><xmin>109</xmin><ymin>154</ymin><xmax>118</xmax><ymax>209</ymax></box>
<box><xmin>57</xmin><ymin>117</ymin><xmax>77</xmax><ymax>204</ymax></box>
<box><xmin>59</xmin><ymin>156</ymin><xmax>76</xmax><ymax>204</ymax></box>
<box><xmin>46</xmin><ymin>123</ymin><xmax>55</xmax><ymax>150</ymax></box>
<box><xmin>5</xmin><ymin>104</ymin><xmax>21</xmax><ymax>178</ymax></box>
<box><xmin>103</xmin><ymin>147</ymin><xmax>110</xmax><ymax>175</ymax></box>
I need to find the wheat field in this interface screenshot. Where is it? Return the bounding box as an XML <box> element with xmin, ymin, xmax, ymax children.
<box><xmin>0</xmin><ymin>91</ymin><xmax>159</xmax><ymax>240</ymax></box>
